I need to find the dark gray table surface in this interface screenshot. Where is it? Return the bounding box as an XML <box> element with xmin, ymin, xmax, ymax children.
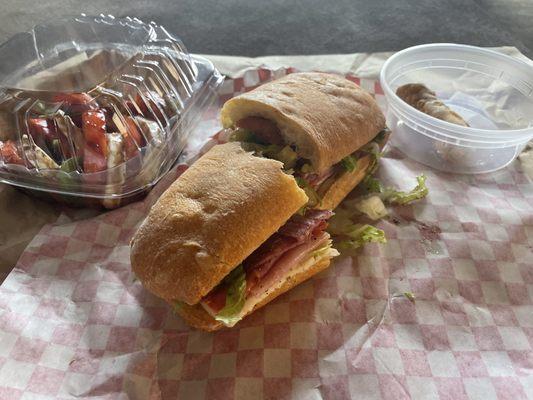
<box><xmin>0</xmin><ymin>0</ymin><xmax>532</xmax><ymax>57</ymax></box>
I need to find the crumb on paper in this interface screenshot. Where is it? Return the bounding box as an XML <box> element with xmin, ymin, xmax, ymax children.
<box><xmin>389</xmin><ymin>216</ymin><xmax>401</xmax><ymax>225</ymax></box>
<box><xmin>417</xmin><ymin>222</ymin><xmax>442</xmax><ymax>242</ymax></box>
<box><xmin>403</xmin><ymin>292</ymin><xmax>416</xmax><ymax>302</ymax></box>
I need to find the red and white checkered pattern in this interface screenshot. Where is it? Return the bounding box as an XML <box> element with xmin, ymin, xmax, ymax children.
<box><xmin>0</xmin><ymin>67</ymin><xmax>532</xmax><ymax>400</ymax></box>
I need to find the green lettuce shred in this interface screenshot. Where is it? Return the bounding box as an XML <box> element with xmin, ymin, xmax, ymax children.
<box><xmin>336</xmin><ymin>224</ymin><xmax>387</xmax><ymax>250</ymax></box>
<box><xmin>364</xmin><ymin>175</ymin><xmax>384</xmax><ymax>193</ymax></box>
<box><xmin>60</xmin><ymin>157</ymin><xmax>79</xmax><ymax>173</ymax></box>
<box><xmin>295</xmin><ymin>177</ymin><xmax>321</xmax><ymax>208</ymax></box>
<box><xmin>214</xmin><ymin>265</ymin><xmax>247</xmax><ymax>326</ymax></box>
<box><xmin>340</xmin><ymin>155</ymin><xmax>358</xmax><ymax>172</ymax></box>
<box><xmin>367</xmin><ymin>174</ymin><xmax>429</xmax><ymax>205</ymax></box>
<box><xmin>385</xmin><ymin>175</ymin><xmax>428</xmax><ymax>205</ymax></box>
<box><xmin>404</xmin><ymin>292</ymin><xmax>416</xmax><ymax>302</ymax></box>
<box><xmin>361</xmin><ymin>142</ymin><xmax>382</xmax><ymax>176</ymax></box>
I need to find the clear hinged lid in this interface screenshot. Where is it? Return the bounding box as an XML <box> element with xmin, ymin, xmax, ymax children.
<box><xmin>0</xmin><ymin>15</ymin><xmax>223</xmax><ymax>207</ymax></box>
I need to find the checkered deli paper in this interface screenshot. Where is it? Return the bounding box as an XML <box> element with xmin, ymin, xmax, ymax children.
<box><xmin>0</xmin><ymin>67</ymin><xmax>532</xmax><ymax>400</ymax></box>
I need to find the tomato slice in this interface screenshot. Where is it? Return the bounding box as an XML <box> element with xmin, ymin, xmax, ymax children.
<box><xmin>82</xmin><ymin>110</ymin><xmax>108</xmax><ymax>157</ymax></box>
<box><xmin>0</xmin><ymin>140</ymin><xmax>25</xmax><ymax>165</ymax></box>
<box><xmin>54</xmin><ymin>93</ymin><xmax>97</xmax><ymax>127</ymax></box>
<box><xmin>83</xmin><ymin>145</ymin><xmax>107</xmax><ymax>173</ymax></box>
<box><xmin>28</xmin><ymin>118</ymin><xmax>56</xmax><ymax>142</ymax></box>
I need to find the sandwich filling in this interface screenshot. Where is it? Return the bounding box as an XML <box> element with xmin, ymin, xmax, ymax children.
<box><xmin>228</xmin><ymin>117</ymin><xmax>388</xmax><ymax>207</ymax></box>
<box><xmin>199</xmin><ymin>209</ymin><xmax>338</xmax><ymax>326</ymax></box>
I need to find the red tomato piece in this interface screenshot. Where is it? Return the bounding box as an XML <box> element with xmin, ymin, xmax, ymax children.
<box><xmin>28</xmin><ymin>118</ymin><xmax>57</xmax><ymax>142</ymax></box>
<box><xmin>82</xmin><ymin>110</ymin><xmax>108</xmax><ymax>157</ymax></box>
<box><xmin>54</xmin><ymin>93</ymin><xmax>97</xmax><ymax>126</ymax></box>
<box><xmin>0</xmin><ymin>140</ymin><xmax>24</xmax><ymax>165</ymax></box>
<box><xmin>83</xmin><ymin>145</ymin><xmax>107</xmax><ymax>173</ymax></box>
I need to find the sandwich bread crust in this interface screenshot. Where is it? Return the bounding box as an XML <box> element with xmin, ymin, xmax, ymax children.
<box><xmin>318</xmin><ymin>155</ymin><xmax>372</xmax><ymax>211</ymax></box>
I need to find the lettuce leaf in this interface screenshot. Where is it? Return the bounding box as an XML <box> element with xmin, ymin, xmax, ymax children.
<box><xmin>361</xmin><ymin>141</ymin><xmax>382</xmax><ymax>175</ymax></box>
<box><xmin>341</xmin><ymin>154</ymin><xmax>358</xmax><ymax>172</ymax></box>
<box><xmin>295</xmin><ymin>177</ymin><xmax>321</xmax><ymax>207</ymax></box>
<box><xmin>336</xmin><ymin>224</ymin><xmax>387</xmax><ymax>250</ymax></box>
<box><xmin>367</xmin><ymin>174</ymin><xmax>429</xmax><ymax>205</ymax></box>
<box><xmin>214</xmin><ymin>265</ymin><xmax>247</xmax><ymax>326</ymax></box>
<box><xmin>364</xmin><ymin>175</ymin><xmax>384</xmax><ymax>193</ymax></box>
<box><xmin>384</xmin><ymin>175</ymin><xmax>428</xmax><ymax>205</ymax></box>
<box><xmin>403</xmin><ymin>292</ymin><xmax>416</xmax><ymax>302</ymax></box>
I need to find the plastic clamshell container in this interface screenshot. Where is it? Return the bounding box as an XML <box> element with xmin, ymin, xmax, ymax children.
<box><xmin>380</xmin><ymin>43</ymin><xmax>533</xmax><ymax>174</ymax></box>
<box><xmin>0</xmin><ymin>15</ymin><xmax>223</xmax><ymax>208</ymax></box>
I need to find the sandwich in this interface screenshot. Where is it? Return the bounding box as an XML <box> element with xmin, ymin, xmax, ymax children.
<box><xmin>220</xmin><ymin>72</ymin><xmax>388</xmax><ymax>210</ymax></box>
<box><xmin>130</xmin><ymin>142</ymin><xmax>339</xmax><ymax>331</ymax></box>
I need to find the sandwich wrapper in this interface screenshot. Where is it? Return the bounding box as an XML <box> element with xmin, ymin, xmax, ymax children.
<box><xmin>0</xmin><ymin>53</ymin><xmax>532</xmax><ymax>400</ymax></box>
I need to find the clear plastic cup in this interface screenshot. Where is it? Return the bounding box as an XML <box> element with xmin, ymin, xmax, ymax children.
<box><xmin>0</xmin><ymin>15</ymin><xmax>223</xmax><ymax>208</ymax></box>
<box><xmin>380</xmin><ymin>43</ymin><xmax>533</xmax><ymax>174</ymax></box>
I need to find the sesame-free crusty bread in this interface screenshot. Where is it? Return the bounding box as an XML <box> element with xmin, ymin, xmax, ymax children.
<box><xmin>130</xmin><ymin>142</ymin><xmax>308</xmax><ymax>305</ymax></box>
<box><xmin>318</xmin><ymin>154</ymin><xmax>372</xmax><ymax>211</ymax></box>
<box><xmin>175</xmin><ymin>255</ymin><xmax>334</xmax><ymax>331</ymax></box>
<box><xmin>220</xmin><ymin>72</ymin><xmax>386</xmax><ymax>172</ymax></box>
<box><xmin>318</xmin><ymin>129</ymin><xmax>390</xmax><ymax>210</ymax></box>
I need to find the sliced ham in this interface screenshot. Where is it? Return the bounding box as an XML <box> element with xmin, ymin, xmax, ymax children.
<box><xmin>278</xmin><ymin>209</ymin><xmax>332</xmax><ymax>240</ymax></box>
<box><xmin>248</xmin><ymin>232</ymin><xmax>330</xmax><ymax>298</ymax></box>
<box><xmin>200</xmin><ymin>210</ymin><xmax>333</xmax><ymax>314</ymax></box>
<box><xmin>244</xmin><ymin>209</ymin><xmax>332</xmax><ymax>290</ymax></box>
